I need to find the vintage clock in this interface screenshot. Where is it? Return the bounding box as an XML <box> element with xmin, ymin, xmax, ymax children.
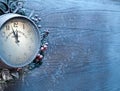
<box><xmin>0</xmin><ymin>0</ymin><xmax>49</xmax><ymax>83</ymax></box>
<box><xmin>0</xmin><ymin>13</ymin><xmax>41</xmax><ymax>68</ymax></box>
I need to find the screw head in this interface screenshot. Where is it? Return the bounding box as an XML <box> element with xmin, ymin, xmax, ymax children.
<box><xmin>31</xmin><ymin>17</ymin><xmax>35</xmax><ymax>20</ymax></box>
<box><xmin>38</xmin><ymin>25</ymin><xmax>42</xmax><ymax>28</ymax></box>
<box><xmin>35</xmin><ymin>14</ymin><xmax>38</xmax><ymax>18</ymax></box>
<box><xmin>38</xmin><ymin>18</ymin><xmax>41</xmax><ymax>21</ymax></box>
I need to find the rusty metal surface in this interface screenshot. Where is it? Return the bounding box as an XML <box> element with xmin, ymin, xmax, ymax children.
<box><xmin>2</xmin><ymin>0</ymin><xmax>120</xmax><ymax>91</ymax></box>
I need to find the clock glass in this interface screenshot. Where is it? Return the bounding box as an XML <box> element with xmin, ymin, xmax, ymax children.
<box><xmin>0</xmin><ymin>17</ymin><xmax>40</xmax><ymax>67</ymax></box>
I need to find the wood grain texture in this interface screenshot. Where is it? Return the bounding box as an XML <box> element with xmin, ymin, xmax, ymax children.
<box><xmin>3</xmin><ymin>0</ymin><xmax>120</xmax><ymax>91</ymax></box>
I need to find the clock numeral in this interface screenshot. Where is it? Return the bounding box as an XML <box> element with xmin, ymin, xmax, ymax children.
<box><xmin>8</xmin><ymin>54</ymin><xmax>12</xmax><ymax>60</ymax></box>
<box><xmin>1</xmin><ymin>32</ymin><xmax>5</xmax><ymax>37</ymax></box>
<box><xmin>27</xmin><ymin>30</ymin><xmax>32</xmax><ymax>35</ymax></box>
<box><xmin>6</xmin><ymin>25</ymin><xmax>10</xmax><ymax>30</ymax></box>
<box><xmin>28</xmin><ymin>46</ymin><xmax>32</xmax><ymax>51</ymax></box>
<box><xmin>23</xmin><ymin>24</ymin><xmax>25</xmax><ymax>29</ymax></box>
<box><xmin>23</xmin><ymin>53</ymin><xmax>27</xmax><ymax>60</ymax></box>
<box><xmin>14</xmin><ymin>22</ymin><xmax>18</xmax><ymax>27</ymax></box>
<box><xmin>17</xmin><ymin>57</ymin><xmax>21</xmax><ymax>61</ymax></box>
<box><xmin>28</xmin><ymin>46</ymin><xmax>34</xmax><ymax>52</ymax></box>
<box><xmin>30</xmin><ymin>37</ymin><xmax>33</xmax><ymax>40</ymax></box>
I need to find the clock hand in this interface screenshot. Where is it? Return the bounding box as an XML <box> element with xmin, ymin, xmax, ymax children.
<box><xmin>11</xmin><ymin>26</ymin><xmax>16</xmax><ymax>37</ymax></box>
<box><xmin>15</xmin><ymin>30</ymin><xmax>20</xmax><ymax>43</ymax></box>
<box><xmin>11</xmin><ymin>26</ymin><xmax>20</xmax><ymax>44</ymax></box>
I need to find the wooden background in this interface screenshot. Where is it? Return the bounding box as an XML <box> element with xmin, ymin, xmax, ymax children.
<box><xmin>2</xmin><ymin>0</ymin><xmax>120</xmax><ymax>91</ymax></box>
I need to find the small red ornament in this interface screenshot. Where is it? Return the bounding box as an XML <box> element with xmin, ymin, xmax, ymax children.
<box><xmin>17</xmin><ymin>68</ymin><xmax>22</xmax><ymax>72</ymax></box>
<box><xmin>40</xmin><ymin>44</ymin><xmax>48</xmax><ymax>51</ymax></box>
<box><xmin>36</xmin><ymin>54</ymin><xmax>43</xmax><ymax>61</ymax></box>
<box><xmin>43</xmin><ymin>44</ymin><xmax>48</xmax><ymax>49</ymax></box>
<box><xmin>40</xmin><ymin>47</ymin><xmax>44</xmax><ymax>51</ymax></box>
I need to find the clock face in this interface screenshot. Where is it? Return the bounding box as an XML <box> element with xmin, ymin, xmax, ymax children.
<box><xmin>0</xmin><ymin>17</ymin><xmax>40</xmax><ymax>67</ymax></box>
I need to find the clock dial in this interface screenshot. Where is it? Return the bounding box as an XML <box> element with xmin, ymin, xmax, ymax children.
<box><xmin>0</xmin><ymin>17</ymin><xmax>40</xmax><ymax>67</ymax></box>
